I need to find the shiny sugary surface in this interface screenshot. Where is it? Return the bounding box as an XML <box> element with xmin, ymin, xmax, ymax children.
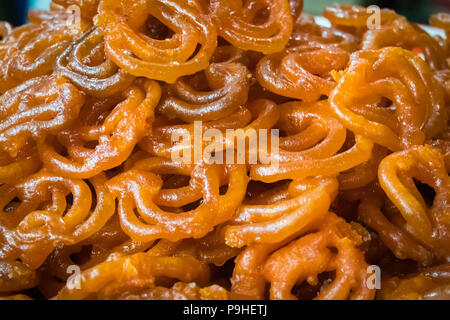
<box><xmin>0</xmin><ymin>1</ymin><xmax>449</xmax><ymax>300</ymax></box>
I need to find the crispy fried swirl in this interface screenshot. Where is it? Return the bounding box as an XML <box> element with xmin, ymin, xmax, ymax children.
<box><xmin>106</xmin><ymin>160</ymin><xmax>247</xmax><ymax>242</ymax></box>
<box><xmin>0</xmin><ymin>170</ymin><xmax>114</xmax><ymax>269</ymax></box>
<box><xmin>0</xmin><ymin>75</ymin><xmax>84</xmax><ymax>157</ymax></box>
<box><xmin>378</xmin><ymin>146</ymin><xmax>450</xmax><ymax>262</ymax></box>
<box><xmin>231</xmin><ymin>212</ymin><xmax>375</xmax><ymax>300</ymax></box>
<box><xmin>0</xmin><ymin>9</ymin><xmax>83</xmax><ymax>93</ymax></box>
<box><xmin>158</xmin><ymin>61</ymin><xmax>251</xmax><ymax>122</ymax></box>
<box><xmin>95</xmin><ymin>0</ymin><xmax>217</xmax><ymax>83</ymax></box>
<box><xmin>0</xmin><ymin>1</ymin><xmax>449</xmax><ymax>301</ymax></box>
<box><xmin>210</xmin><ymin>0</ymin><xmax>296</xmax><ymax>54</ymax></box>
<box><xmin>362</xmin><ymin>17</ymin><xmax>446</xmax><ymax>70</ymax></box>
<box><xmin>56</xmin><ymin>26</ymin><xmax>135</xmax><ymax>98</ymax></box>
<box><xmin>323</xmin><ymin>4</ymin><xmax>399</xmax><ymax>28</ymax></box>
<box><xmin>330</xmin><ymin>47</ymin><xmax>447</xmax><ymax>151</ymax></box>
<box><xmin>256</xmin><ymin>45</ymin><xmax>349</xmax><ymax>102</ymax></box>
<box><xmin>39</xmin><ymin>79</ymin><xmax>161</xmax><ymax>178</ymax></box>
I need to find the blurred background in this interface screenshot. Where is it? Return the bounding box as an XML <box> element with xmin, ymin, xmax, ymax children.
<box><xmin>0</xmin><ymin>0</ymin><xmax>449</xmax><ymax>26</ymax></box>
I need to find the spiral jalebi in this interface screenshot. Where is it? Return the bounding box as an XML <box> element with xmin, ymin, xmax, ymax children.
<box><xmin>0</xmin><ymin>1</ymin><xmax>449</xmax><ymax>301</ymax></box>
<box><xmin>38</xmin><ymin>79</ymin><xmax>161</xmax><ymax>178</ymax></box>
<box><xmin>330</xmin><ymin>47</ymin><xmax>447</xmax><ymax>151</ymax></box>
<box><xmin>0</xmin><ymin>9</ymin><xmax>84</xmax><ymax>93</ymax></box>
<box><xmin>95</xmin><ymin>0</ymin><xmax>217</xmax><ymax>83</ymax></box>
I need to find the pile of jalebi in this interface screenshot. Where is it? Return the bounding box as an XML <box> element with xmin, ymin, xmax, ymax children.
<box><xmin>0</xmin><ymin>0</ymin><xmax>449</xmax><ymax>300</ymax></box>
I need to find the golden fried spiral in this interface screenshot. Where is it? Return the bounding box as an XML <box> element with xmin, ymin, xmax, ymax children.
<box><xmin>38</xmin><ymin>79</ymin><xmax>161</xmax><ymax>178</ymax></box>
<box><xmin>0</xmin><ymin>170</ymin><xmax>114</xmax><ymax>269</ymax></box>
<box><xmin>378</xmin><ymin>146</ymin><xmax>450</xmax><ymax>262</ymax></box>
<box><xmin>330</xmin><ymin>47</ymin><xmax>447</xmax><ymax>151</ymax></box>
<box><xmin>0</xmin><ymin>75</ymin><xmax>84</xmax><ymax>157</ymax></box>
<box><xmin>0</xmin><ymin>9</ymin><xmax>83</xmax><ymax>93</ymax></box>
<box><xmin>95</xmin><ymin>0</ymin><xmax>217</xmax><ymax>83</ymax></box>
<box><xmin>256</xmin><ymin>45</ymin><xmax>349</xmax><ymax>101</ymax></box>
<box><xmin>0</xmin><ymin>1</ymin><xmax>449</xmax><ymax>301</ymax></box>
<box><xmin>158</xmin><ymin>61</ymin><xmax>251</xmax><ymax>121</ymax></box>
<box><xmin>210</xmin><ymin>0</ymin><xmax>295</xmax><ymax>54</ymax></box>
<box><xmin>56</xmin><ymin>26</ymin><xmax>135</xmax><ymax>98</ymax></box>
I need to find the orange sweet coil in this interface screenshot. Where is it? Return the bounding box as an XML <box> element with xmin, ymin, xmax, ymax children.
<box><xmin>0</xmin><ymin>0</ymin><xmax>448</xmax><ymax>300</ymax></box>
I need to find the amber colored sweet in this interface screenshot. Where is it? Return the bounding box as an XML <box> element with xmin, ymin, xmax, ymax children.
<box><xmin>330</xmin><ymin>47</ymin><xmax>447</xmax><ymax>151</ymax></box>
<box><xmin>210</xmin><ymin>0</ymin><xmax>295</xmax><ymax>54</ymax></box>
<box><xmin>95</xmin><ymin>0</ymin><xmax>217</xmax><ymax>83</ymax></box>
<box><xmin>38</xmin><ymin>79</ymin><xmax>161</xmax><ymax>178</ymax></box>
<box><xmin>0</xmin><ymin>9</ymin><xmax>84</xmax><ymax>93</ymax></box>
<box><xmin>0</xmin><ymin>1</ymin><xmax>449</xmax><ymax>300</ymax></box>
<box><xmin>378</xmin><ymin>264</ymin><xmax>450</xmax><ymax>300</ymax></box>
<box><xmin>56</xmin><ymin>26</ymin><xmax>135</xmax><ymax>98</ymax></box>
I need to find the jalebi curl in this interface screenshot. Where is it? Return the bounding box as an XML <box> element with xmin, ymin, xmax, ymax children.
<box><xmin>180</xmin><ymin>228</ymin><xmax>242</xmax><ymax>267</ymax></box>
<box><xmin>429</xmin><ymin>139</ymin><xmax>450</xmax><ymax>173</ymax></box>
<box><xmin>210</xmin><ymin>45</ymin><xmax>249</xmax><ymax>66</ymax></box>
<box><xmin>0</xmin><ymin>170</ymin><xmax>114</xmax><ymax>269</ymax></box>
<box><xmin>289</xmin><ymin>14</ymin><xmax>358</xmax><ymax>52</ymax></box>
<box><xmin>263</xmin><ymin>213</ymin><xmax>375</xmax><ymax>300</ymax></box>
<box><xmin>377</xmin><ymin>145</ymin><xmax>450</xmax><ymax>262</ymax></box>
<box><xmin>358</xmin><ymin>188</ymin><xmax>435</xmax><ymax>266</ymax></box>
<box><xmin>323</xmin><ymin>4</ymin><xmax>398</xmax><ymax>29</ymax></box>
<box><xmin>378</xmin><ymin>264</ymin><xmax>450</xmax><ymax>300</ymax></box>
<box><xmin>250</xmin><ymin>100</ymin><xmax>374</xmax><ymax>183</ymax></box>
<box><xmin>330</xmin><ymin>47</ymin><xmax>447</xmax><ymax>151</ymax></box>
<box><xmin>224</xmin><ymin>177</ymin><xmax>338</xmax><ymax>248</ymax></box>
<box><xmin>256</xmin><ymin>45</ymin><xmax>349</xmax><ymax>101</ymax></box>
<box><xmin>140</xmin><ymin>106</ymin><xmax>250</xmax><ymax>159</ymax></box>
<box><xmin>210</xmin><ymin>0</ymin><xmax>295</xmax><ymax>54</ymax></box>
<box><xmin>0</xmin><ymin>75</ymin><xmax>84</xmax><ymax>157</ymax></box>
<box><xmin>275</xmin><ymin>100</ymin><xmax>347</xmax><ymax>157</ymax></box>
<box><xmin>51</xmin><ymin>0</ymin><xmax>100</xmax><ymax>20</ymax></box>
<box><xmin>430</xmin><ymin>13</ymin><xmax>450</xmax><ymax>49</ymax></box>
<box><xmin>0</xmin><ymin>148</ymin><xmax>41</xmax><ymax>184</ymax></box>
<box><xmin>338</xmin><ymin>145</ymin><xmax>388</xmax><ymax>191</ymax></box>
<box><xmin>427</xmin><ymin>69</ymin><xmax>450</xmax><ymax>171</ymax></box>
<box><xmin>106</xmin><ymin>160</ymin><xmax>248</xmax><ymax>242</ymax></box>
<box><xmin>95</xmin><ymin>0</ymin><xmax>217</xmax><ymax>83</ymax></box>
<box><xmin>127</xmin><ymin>157</ymin><xmax>248</xmax><ymax>223</ymax></box>
<box><xmin>362</xmin><ymin>17</ymin><xmax>447</xmax><ymax>70</ymax></box>
<box><xmin>39</xmin><ymin>215</ymin><xmax>152</xmax><ymax>281</ymax></box>
<box><xmin>143</xmin><ymin>228</ymin><xmax>241</xmax><ymax>267</ymax></box>
<box><xmin>141</xmin><ymin>99</ymin><xmax>279</xmax><ymax>162</ymax></box>
<box><xmin>231</xmin><ymin>212</ymin><xmax>374</xmax><ymax>300</ymax></box>
<box><xmin>55</xmin><ymin>252</ymin><xmax>210</xmax><ymax>300</ymax></box>
<box><xmin>231</xmin><ymin>240</ymin><xmax>289</xmax><ymax>299</ymax></box>
<box><xmin>243</xmin><ymin>180</ymin><xmax>291</xmax><ymax>206</ymax></box>
<box><xmin>0</xmin><ymin>9</ymin><xmax>83</xmax><ymax>93</ymax></box>
<box><xmin>56</xmin><ymin>26</ymin><xmax>135</xmax><ymax>98</ymax></box>
<box><xmin>38</xmin><ymin>79</ymin><xmax>161</xmax><ymax>179</ymax></box>
<box><xmin>157</xmin><ymin>61</ymin><xmax>251</xmax><ymax>122</ymax></box>
<box><xmin>0</xmin><ymin>0</ymin><xmax>447</xmax><ymax>301</ymax></box>
<box><xmin>37</xmin><ymin>219</ymin><xmax>153</xmax><ymax>298</ymax></box>
<box><xmin>289</xmin><ymin>0</ymin><xmax>304</xmax><ymax>22</ymax></box>
<box><xmin>434</xmin><ymin>69</ymin><xmax>450</xmax><ymax>105</ymax></box>
<box><xmin>0</xmin><ymin>260</ymin><xmax>37</xmax><ymax>293</ymax></box>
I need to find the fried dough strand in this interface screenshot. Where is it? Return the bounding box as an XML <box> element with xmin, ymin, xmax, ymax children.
<box><xmin>0</xmin><ymin>1</ymin><xmax>448</xmax><ymax>301</ymax></box>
